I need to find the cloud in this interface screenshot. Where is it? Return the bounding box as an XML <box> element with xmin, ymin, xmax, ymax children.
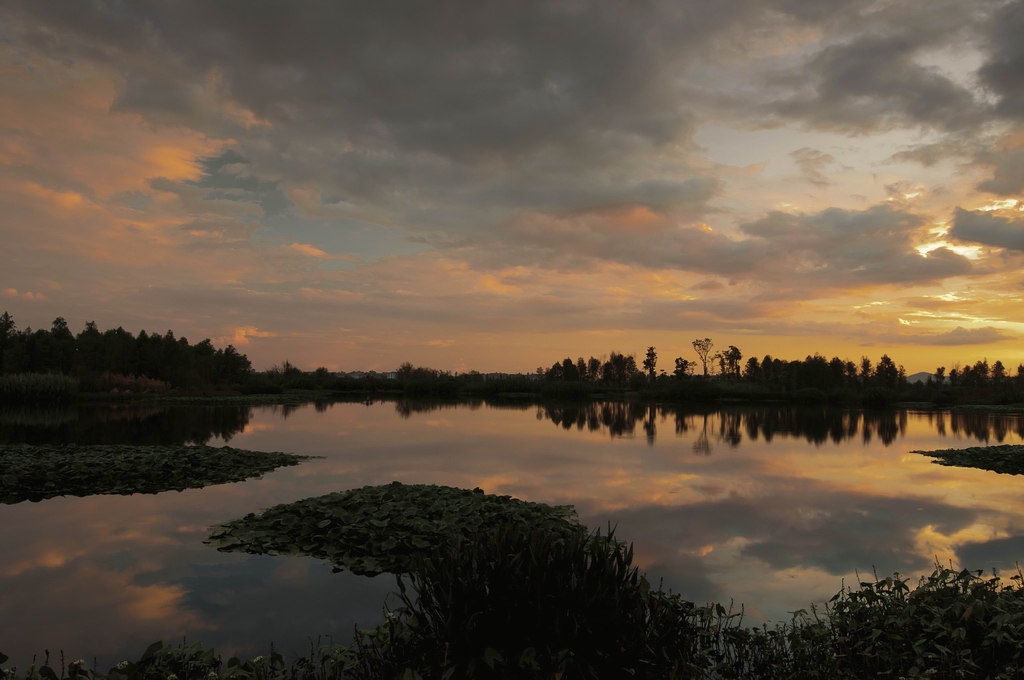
<box><xmin>1</xmin><ymin>0</ymin><xmax>1021</xmax><ymax>371</ymax></box>
<box><xmin>768</xmin><ymin>30</ymin><xmax>989</xmax><ymax>133</ymax></box>
<box><xmin>958</xmin><ymin>534</ymin><xmax>1024</xmax><ymax>571</ymax></box>
<box><xmin>950</xmin><ymin>208</ymin><xmax>1024</xmax><ymax>251</ymax></box>
<box><xmin>790</xmin><ymin>147</ymin><xmax>837</xmax><ymax>186</ymax></box>
<box><xmin>0</xmin><ymin>0</ymin><xmax>899</xmax><ymax>227</ymax></box>
<box><xmin>888</xmin><ymin>137</ymin><xmax>980</xmax><ymax>167</ymax></box>
<box><xmin>436</xmin><ymin>202</ymin><xmax>973</xmax><ymax>295</ymax></box>
<box><xmin>739</xmin><ymin>205</ymin><xmax>973</xmax><ymax>286</ymax></box>
<box><xmin>219</xmin><ymin>326</ymin><xmax>277</xmax><ymax>346</ymax></box>
<box><xmin>976</xmin><ymin>146</ymin><xmax>1024</xmax><ymax>196</ymax></box>
<box><xmin>187</xmin><ymin>151</ymin><xmax>292</xmax><ymax>217</ymax></box>
<box><xmin>977</xmin><ymin>0</ymin><xmax>1024</xmax><ymax>121</ymax></box>
<box><xmin>3</xmin><ymin>288</ymin><xmax>46</xmax><ymax>301</ymax></box>
<box><xmin>921</xmin><ymin>326</ymin><xmax>1009</xmax><ymax>346</ymax></box>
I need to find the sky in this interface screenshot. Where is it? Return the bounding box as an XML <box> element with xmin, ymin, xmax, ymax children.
<box><xmin>1</xmin><ymin>0</ymin><xmax>1023</xmax><ymax>374</ymax></box>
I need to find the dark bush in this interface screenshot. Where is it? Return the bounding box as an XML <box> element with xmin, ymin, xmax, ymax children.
<box><xmin>860</xmin><ymin>387</ymin><xmax>897</xmax><ymax>408</ymax></box>
<box><xmin>931</xmin><ymin>389</ymin><xmax>958</xmax><ymax>406</ymax></box>
<box><xmin>659</xmin><ymin>379</ymin><xmax>723</xmax><ymax>402</ymax></box>
<box><xmin>239</xmin><ymin>379</ymin><xmax>284</xmax><ymax>395</ymax></box>
<box><xmin>790</xmin><ymin>387</ymin><xmax>827</xmax><ymax>403</ymax></box>
<box><xmin>538</xmin><ymin>381</ymin><xmax>594</xmax><ymax>399</ymax></box>
<box><xmin>283</xmin><ymin>376</ymin><xmax>318</xmax><ymax>390</ymax></box>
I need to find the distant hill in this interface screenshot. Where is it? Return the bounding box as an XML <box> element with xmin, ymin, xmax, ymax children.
<box><xmin>907</xmin><ymin>371</ymin><xmax>947</xmax><ymax>385</ymax></box>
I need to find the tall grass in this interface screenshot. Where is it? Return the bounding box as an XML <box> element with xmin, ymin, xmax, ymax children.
<box><xmin>0</xmin><ymin>373</ymin><xmax>78</xmax><ymax>406</ymax></box>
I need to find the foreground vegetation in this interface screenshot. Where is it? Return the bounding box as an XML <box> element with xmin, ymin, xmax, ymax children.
<box><xmin>12</xmin><ymin>483</ymin><xmax>1024</xmax><ymax>679</ymax></box>
<box><xmin>4</xmin><ymin>556</ymin><xmax>1024</xmax><ymax>678</ymax></box>
<box><xmin>0</xmin><ymin>444</ymin><xmax>311</xmax><ymax>504</ymax></box>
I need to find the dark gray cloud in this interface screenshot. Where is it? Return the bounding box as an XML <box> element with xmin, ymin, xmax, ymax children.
<box><xmin>4</xmin><ymin>0</ymin><xmax>730</xmax><ymax>159</ymax></box>
<box><xmin>190</xmin><ymin>151</ymin><xmax>292</xmax><ymax>217</ymax></box>
<box><xmin>769</xmin><ymin>32</ymin><xmax>987</xmax><ymax>133</ymax></box>
<box><xmin>978</xmin><ymin>0</ymin><xmax>1024</xmax><ymax>121</ymax></box>
<box><xmin>0</xmin><ymin>0</ymin><xmax>882</xmax><ymax>222</ymax></box>
<box><xmin>437</xmin><ymin>203</ymin><xmax>973</xmax><ymax>289</ymax></box>
<box><xmin>950</xmin><ymin>208</ymin><xmax>1024</xmax><ymax>250</ymax></box>
<box><xmin>740</xmin><ymin>205</ymin><xmax>973</xmax><ymax>285</ymax></box>
<box><xmin>958</xmin><ymin>534</ymin><xmax>1024</xmax><ymax>572</ymax></box>
<box><xmin>977</xmin><ymin>148</ymin><xmax>1024</xmax><ymax>196</ymax></box>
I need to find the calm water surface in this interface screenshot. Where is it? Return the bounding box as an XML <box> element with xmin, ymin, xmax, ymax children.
<box><xmin>3</xmin><ymin>399</ymin><xmax>1024</xmax><ymax>666</ymax></box>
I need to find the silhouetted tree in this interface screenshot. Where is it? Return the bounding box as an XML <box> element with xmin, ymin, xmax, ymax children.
<box><xmin>643</xmin><ymin>346</ymin><xmax>658</xmax><ymax>382</ymax></box>
<box><xmin>743</xmin><ymin>356</ymin><xmax>761</xmax><ymax>381</ymax></box>
<box><xmin>859</xmin><ymin>356</ymin><xmax>873</xmax><ymax>386</ymax></box>
<box><xmin>0</xmin><ymin>311</ymin><xmax>15</xmax><ymax>374</ymax></box>
<box><xmin>875</xmin><ymin>354</ymin><xmax>899</xmax><ymax>389</ymax></box>
<box><xmin>723</xmin><ymin>345</ymin><xmax>742</xmax><ymax>379</ymax></box>
<box><xmin>561</xmin><ymin>357</ymin><xmax>579</xmax><ymax>381</ymax></box>
<box><xmin>674</xmin><ymin>357</ymin><xmax>694</xmax><ymax>378</ymax></box>
<box><xmin>692</xmin><ymin>338</ymin><xmax>714</xmax><ymax>377</ymax></box>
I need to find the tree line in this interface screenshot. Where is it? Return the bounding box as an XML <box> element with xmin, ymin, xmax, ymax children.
<box><xmin>0</xmin><ymin>312</ymin><xmax>252</xmax><ymax>389</ymax></box>
<box><xmin>540</xmin><ymin>338</ymin><xmax>1024</xmax><ymax>395</ymax></box>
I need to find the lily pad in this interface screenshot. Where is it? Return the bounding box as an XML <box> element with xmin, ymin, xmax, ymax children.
<box><xmin>912</xmin><ymin>444</ymin><xmax>1024</xmax><ymax>475</ymax></box>
<box><xmin>0</xmin><ymin>444</ymin><xmax>312</xmax><ymax>504</ymax></box>
<box><xmin>207</xmin><ymin>482</ymin><xmax>583</xmax><ymax>576</ymax></box>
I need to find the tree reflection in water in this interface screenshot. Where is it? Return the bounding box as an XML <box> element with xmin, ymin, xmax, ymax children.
<box><xmin>0</xmin><ymin>403</ymin><xmax>253</xmax><ymax>445</ymax></box>
<box><xmin>8</xmin><ymin>397</ymin><xmax>1019</xmax><ymax>451</ymax></box>
<box><xmin>535</xmin><ymin>403</ymin><xmax>1024</xmax><ymax>449</ymax></box>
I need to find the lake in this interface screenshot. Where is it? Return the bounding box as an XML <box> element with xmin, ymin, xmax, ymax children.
<box><xmin>2</xmin><ymin>398</ymin><xmax>1024</xmax><ymax>667</ymax></box>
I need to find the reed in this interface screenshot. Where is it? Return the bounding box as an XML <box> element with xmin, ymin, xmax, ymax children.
<box><xmin>0</xmin><ymin>373</ymin><xmax>78</xmax><ymax>406</ymax></box>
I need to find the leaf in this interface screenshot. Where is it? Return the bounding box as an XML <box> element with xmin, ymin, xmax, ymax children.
<box><xmin>482</xmin><ymin>648</ymin><xmax>503</xmax><ymax>669</ymax></box>
<box><xmin>140</xmin><ymin>640</ymin><xmax>164</xmax><ymax>661</ymax></box>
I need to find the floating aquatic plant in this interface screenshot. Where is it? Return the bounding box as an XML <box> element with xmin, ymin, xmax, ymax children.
<box><xmin>206</xmin><ymin>482</ymin><xmax>583</xmax><ymax>576</ymax></box>
<box><xmin>0</xmin><ymin>444</ymin><xmax>312</xmax><ymax>504</ymax></box>
<box><xmin>912</xmin><ymin>444</ymin><xmax>1024</xmax><ymax>475</ymax></box>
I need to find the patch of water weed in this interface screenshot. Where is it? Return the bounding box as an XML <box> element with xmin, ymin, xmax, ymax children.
<box><xmin>207</xmin><ymin>482</ymin><xmax>583</xmax><ymax>576</ymax></box>
<box><xmin>0</xmin><ymin>444</ymin><xmax>312</xmax><ymax>504</ymax></box>
<box><xmin>953</xmin><ymin>404</ymin><xmax>1024</xmax><ymax>413</ymax></box>
<box><xmin>82</xmin><ymin>390</ymin><xmax>339</xmax><ymax>406</ymax></box>
<box><xmin>913</xmin><ymin>444</ymin><xmax>1024</xmax><ymax>475</ymax></box>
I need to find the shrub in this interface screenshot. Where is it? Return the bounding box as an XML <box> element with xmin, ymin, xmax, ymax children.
<box><xmin>659</xmin><ymin>379</ymin><xmax>723</xmax><ymax>402</ymax></box>
<box><xmin>538</xmin><ymin>380</ymin><xmax>594</xmax><ymax>399</ymax></box>
<box><xmin>790</xmin><ymin>387</ymin><xmax>827</xmax><ymax>403</ymax></box>
<box><xmin>860</xmin><ymin>387</ymin><xmax>897</xmax><ymax>408</ymax></box>
<box><xmin>98</xmin><ymin>372</ymin><xmax>170</xmax><ymax>394</ymax></box>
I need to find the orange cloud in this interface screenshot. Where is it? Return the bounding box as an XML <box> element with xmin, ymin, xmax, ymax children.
<box><xmin>220</xmin><ymin>326</ymin><xmax>277</xmax><ymax>346</ymax></box>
